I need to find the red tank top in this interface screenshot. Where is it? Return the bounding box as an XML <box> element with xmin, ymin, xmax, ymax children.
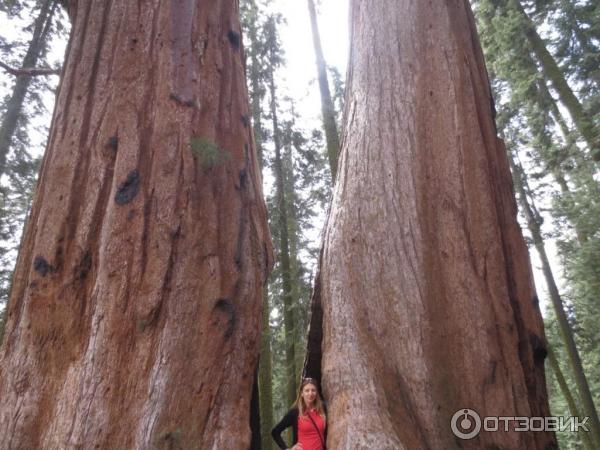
<box><xmin>297</xmin><ymin>409</ymin><xmax>325</xmax><ymax>450</ymax></box>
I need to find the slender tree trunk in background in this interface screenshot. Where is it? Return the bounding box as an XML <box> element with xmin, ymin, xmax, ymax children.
<box><xmin>307</xmin><ymin>0</ymin><xmax>340</xmax><ymax>180</ymax></box>
<box><xmin>551</xmin><ymin>168</ymin><xmax>591</xmax><ymax>244</ymax></box>
<box><xmin>0</xmin><ymin>0</ymin><xmax>58</xmax><ymax>179</ymax></box>
<box><xmin>250</xmin><ymin>372</ymin><xmax>262</xmax><ymax>450</ymax></box>
<box><xmin>258</xmin><ymin>286</ymin><xmax>274</xmax><ymax>450</ymax></box>
<box><xmin>284</xmin><ymin>142</ymin><xmax>306</xmax><ymax>374</ymax></box>
<box><xmin>511</xmin><ymin>0</ymin><xmax>599</xmax><ymax>160</ymax></box>
<box><xmin>540</xmin><ymin>81</ymin><xmax>600</xmax><ymax>244</ymax></box>
<box><xmin>538</xmin><ymin>70</ymin><xmax>599</xmax><ymax>178</ymax></box>
<box><xmin>268</xmin><ymin>63</ymin><xmax>298</xmax><ymax>407</ymax></box>
<box><xmin>289</xmin><ymin>229</ymin><xmax>304</xmax><ymax>375</ymax></box>
<box><xmin>0</xmin><ymin>1</ymin><xmax>273</xmax><ymax>448</ymax></box>
<box><xmin>547</xmin><ymin>346</ymin><xmax>595</xmax><ymax>450</ymax></box>
<box><xmin>510</xmin><ymin>156</ymin><xmax>600</xmax><ymax>447</ymax></box>
<box><xmin>531</xmin><ymin>81</ymin><xmax>591</xmax><ymax>244</ymax></box>
<box><xmin>246</xmin><ymin>1</ymin><xmax>265</xmax><ymax>170</ymax></box>
<box><xmin>305</xmin><ymin>0</ymin><xmax>555</xmax><ymax>448</ymax></box>
<box><xmin>245</xmin><ymin>7</ymin><xmax>274</xmax><ymax>446</ymax></box>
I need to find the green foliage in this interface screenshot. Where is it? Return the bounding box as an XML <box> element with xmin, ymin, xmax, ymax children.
<box><xmin>545</xmin><ymin>317</ymin><xmax>590</xmax><ymax>450</ymax></box>
<box><xmin>474</xmin><ymin>0</ymin><xmax>600</xmax><ymax>446</ymax></box>
<box><xmin>189</xmin><ymin>137</ymin><xmax>230</xmax><ymax>169</ymax></box>
<box><xmin>531</xmin><ymin>0</ymin><xmax>600</xmax><ymax>115</ymax></box>
<box><xmin>564</xmin><ymin>237</ymin><xmax>600</xmax><ymax>392</ymax></box>
<box><xmin>327</xmin><ymin>65</ymin><xmax>345</xmax><ymax>129</ymax></box>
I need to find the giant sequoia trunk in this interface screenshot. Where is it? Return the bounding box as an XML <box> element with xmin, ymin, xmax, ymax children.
<box><xmin>304</xmin><ymin>0</ymin><xmax>556</xmax><ymax>448</ymax></box>
<box><xmin>0</xmin><ymin>1</ymin><xmax>272</xmax><ymax>448</ymax></box>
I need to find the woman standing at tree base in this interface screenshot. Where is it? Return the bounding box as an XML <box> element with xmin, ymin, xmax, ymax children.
<box><xmin>272</xmin><ymin>378</ymin><xmax>327</xmax><ymax>450</ymax></box>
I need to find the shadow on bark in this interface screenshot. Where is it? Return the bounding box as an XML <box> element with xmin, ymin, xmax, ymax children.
<box><xmin>302</xmin><ymin>247</ymin><xmax>324</xmax><ymax>396</ymax></box>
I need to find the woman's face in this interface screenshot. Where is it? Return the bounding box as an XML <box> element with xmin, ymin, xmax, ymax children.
<box><xmin>302</xmin><ymin>383</ymin><xmax>318</xmax><ymax>407</ymax></box>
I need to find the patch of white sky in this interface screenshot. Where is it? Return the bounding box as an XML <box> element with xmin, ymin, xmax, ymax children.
<box><xmin>268</xmin><ymin>0</ymin><xmax>349</xmax><ymax>123</ymax></box>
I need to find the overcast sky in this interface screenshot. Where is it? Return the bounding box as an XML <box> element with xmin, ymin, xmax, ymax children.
<box><xmin>270</xmin><ymin>0</ymin><xmax>349</xmax><ymax>124</ymax></box>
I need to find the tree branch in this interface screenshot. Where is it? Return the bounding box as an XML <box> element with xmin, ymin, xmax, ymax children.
<box><xmin>0</xmin><ymin>61</ymin><xmax>61</xmax><ymax>77</ymax></box>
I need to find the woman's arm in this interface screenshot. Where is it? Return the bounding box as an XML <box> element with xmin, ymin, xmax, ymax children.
<box><xmin>323</xmin><ymin>402</ymin><xmax>328</xmax><ymax>448</ymax></box>
<box><xmin>271</xmin><ymin>409</ymin><xmax>296</xmax><ymax>449</ymax></box>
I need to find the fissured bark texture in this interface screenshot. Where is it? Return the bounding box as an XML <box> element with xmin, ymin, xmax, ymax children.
<box><xmin>0</xmin><ymin>1</ymin><xmax>272</xmax><ymax>448</ymax></box>
<box><xmin>307</xmin><ymin>0</ymin><xmax>557</xmax><ymax>448</ymax></box>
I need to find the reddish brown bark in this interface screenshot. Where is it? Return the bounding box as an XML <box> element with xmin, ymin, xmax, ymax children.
<box><xmin>305</xmin><ymin>0</ymin><xmax>556</xmax><ymax>448</ymax></box>
<box><xmin>0</xmin><ymin>1</ymin><xmax>272</xmax><ymax>448</ymax></box>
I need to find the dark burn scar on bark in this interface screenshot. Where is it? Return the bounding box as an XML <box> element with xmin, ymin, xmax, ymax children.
<box><xmin>244</xmin><ymin>143</ymin><xmax>250</xmax><ymax>162</ymax></box>
<box><xmin>213</xmin><ymin>298</ymin><xmax>236</xmax><ymax>339</ymax></box>
<box><xmin>483</xmin><ymin>360</ymin><xmax>497</xmax><ymax>386</ymax></box>
<box><xmin>170</xmin><ymin>226</ymin><xmax>181</xmax><ymax>240</ymax></box>
<box><xmin>33</xmin><ymin>256</ymin><xmax>53</xmax><ymax>276</ymax></box>
<box><xmin>106</xmin><ymin>136</ymin><xmax>118</xmax><ymax>151</ymax></box>
<box><xmin>227</xmin><ymin>30</ymin><xmax>240</xmax><ymax>49</ymax></box>
<box><xmin>235</xmin><ymin>169</ymin><xmax>247</xmax><ymax>191</ymax></box>
<box><xmin>169</xmin><ymin>92</ymin><xmax>199</xmax><ymax>109</ymax></box>
<box><xmin>155</xmin><ymin>428</ymin><xmax>183</xmax><ymax>445</ymax></box>
<box><xmin>234</xmin><ymin>207</ymin><xmax>246</xmax><ymax>269</ymax></box>
<box><xmin>54</xmin><ymin>245</ymin><xmax>64</xmax><ymax>272</ymax></box>
<box><xmin>240</xmin><ymin>115</ymin><xmax>250</xmax><ymax>127</ymax></box>
<box><xmin>529</xmin><ymin>333</ymin><xmax>548</xmax><ymax>362</ymax></box>
<box><xmin>137</xmin><ymin>306</ymin><xmax>161</xmax><ymax>332</ymax></box>
<box><xmin>74</xmin><ymin>251</ymin><xmax>92</xmax><ymax>280</ymax></box>
<box><xmin>115</xmin><ymin>169</ymin><xmax>140</xmax><ymax>205</ymax></box>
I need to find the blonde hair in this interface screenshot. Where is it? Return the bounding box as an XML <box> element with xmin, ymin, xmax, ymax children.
<box><xmin>293</xmin><ymin>378</ymin><xmax>326</xmax><ymax>420</ymax></box>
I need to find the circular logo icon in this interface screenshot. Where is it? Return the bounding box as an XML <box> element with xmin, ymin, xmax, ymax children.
<box><xmin>451</xmin><ymin>409</ymin><xmax>481</xmax><ymax>439</ymax></box>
